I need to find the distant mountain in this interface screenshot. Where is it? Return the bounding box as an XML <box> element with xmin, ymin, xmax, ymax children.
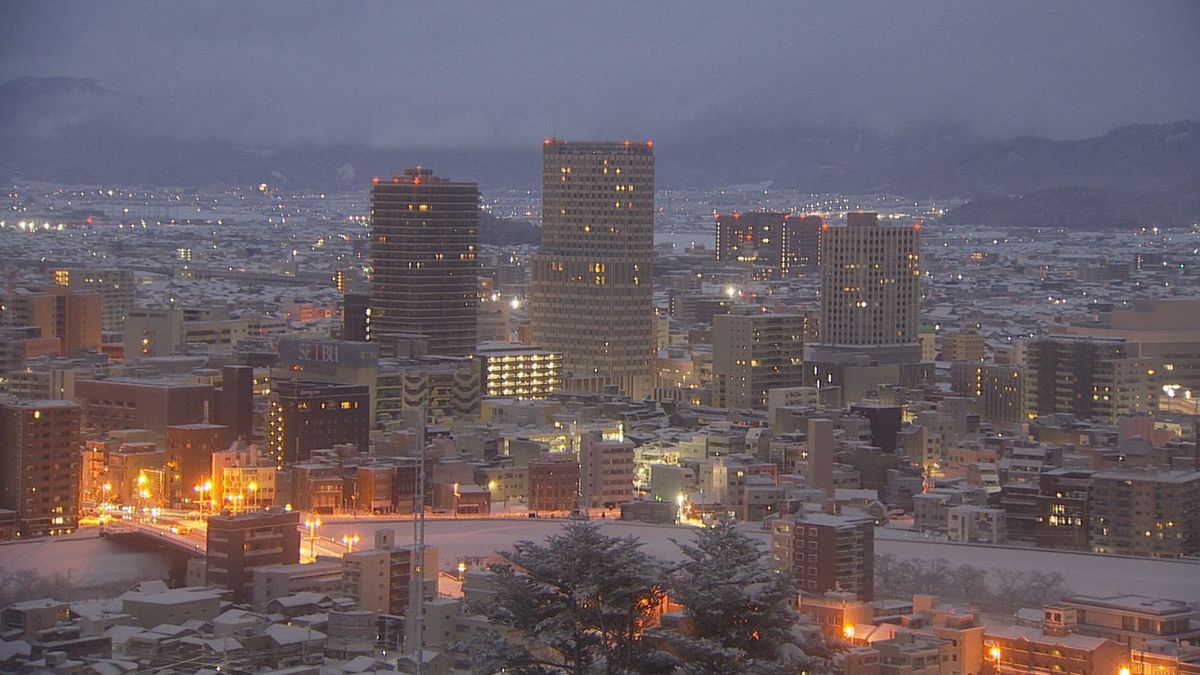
<box><xmin>942</xmin><ymin>184</ymin><xmax>1200</xmax><ymax>229</ymax></box>
<box><xmin>1</xmin><ymin>76</ymin><xmax>1197</xmax><ymax>208</ymax></box>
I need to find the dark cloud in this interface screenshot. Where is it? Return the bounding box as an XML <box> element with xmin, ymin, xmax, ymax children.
<box><xmin>2</xmin><ymin>1</ymin><xmax>1197</xmax><ymax>147</ymax></box>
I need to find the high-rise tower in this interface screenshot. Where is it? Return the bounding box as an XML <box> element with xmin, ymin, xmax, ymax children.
<box><xmin>370</xmin><ymin>168</ymin><xmax>479</xmax><ymax>357</ymax></box>
<box><xmin>819</xmin><ymin>212</ymin><xmax>921</xmax><ymax>348</ymax></box>
<box><xmin>804</xmin><ymin>212</ymin><xmax>925</xmax><ymax>399</ymax></box>
<box><xmin>530</xmin><ymin>140</ymin><xmax>654</xmax><ymax>397</ymax></box>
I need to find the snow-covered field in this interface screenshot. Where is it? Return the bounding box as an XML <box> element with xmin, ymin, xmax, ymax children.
<box><xmin>317</xmin><ymin>518</ymin><xmax>1200</xmax><ymax>601</ymax></box>
<box><xmin>0</xmin><ymin>533</ymin><xmax>172</xmax><ymax>599</ymax></box>
<box><xmin>3</xmin><ymin>520</ymin><xmax>1196</xmax><ymax>603</ymax></box>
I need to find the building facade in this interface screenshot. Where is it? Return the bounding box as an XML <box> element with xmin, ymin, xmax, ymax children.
<box><xmin>266</xmin><ymin>380</ymin><xmax>370</xmax><ymax>465</ymax></box>
<box><xmin>712</xmin><ymin>311</ymin><xmax>810</xmax><ymax>410</ymax></box>
<box><xmin>369</xmin><ymin>168</ymin><xmax>479</xmax><ymax>357</ymax></box>
<box><xmin>0</xmin><ymin>400</ymin><xmax>82</xmax><ymax>538</ymax></box>
<box><xmin>530</xmin><ymin>140</ymin><xmax>654</xmax><ymax>397</ymax></box>
<box><xmin>771</xmin><ymin>513</ymin><xmax>874</xmax><ymax>600</ymax></box>
<box><xmin>205</xmin><ymin>508</ymin><xmax>301</xmax><ymax>602</ymax></box>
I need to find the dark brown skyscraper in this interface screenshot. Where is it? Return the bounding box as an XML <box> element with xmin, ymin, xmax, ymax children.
<box><xmin>369</xmin><ymin>168</ymin><xmax>479</xmax><ymax>357</ymax></box>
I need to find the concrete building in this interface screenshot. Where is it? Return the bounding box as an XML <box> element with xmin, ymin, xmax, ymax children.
<box><xmin>530</xmin><ymin>140</ymin><xmax>654</xmax><ymax>398</ymax></box>
<box><xmin>475</xmin><ymin>342</ymin><xmax>563</xmax><ymax>400</ymax></box>
<box><xmin>951</xmin><ymin>363</ymin><xmax>1025</xmax><ymax>425</ymax></box>
<box><xmin>164</xmin><ymin>423</ymin><xmax>229</xmax><ymax>507</ymax></box>
<box><xmin>1023</xmin><ymin>335</ymin><xmax>1155</xmax><ymax>424</ymax></box>
<box><xmin>711</xmin><ymin>310</ymin><xmax>810</xmax><ymax>410</ymax></box>
<box><xmin>341</xmin><ymin>529</ymin><xmax>437</xmax><ymax>616</ymax></box>
<box><xmin>0</xmin><ymin>400</ymin><xmax>81</xmax><ymax>537</ymax></box>
<box><xmin>1056</xmin><ymin>594</ymin><xmax>1200</xmax><ymax>650</ymax></box>
<box><xmin>275</xmin><ymin>336</ymin><xmax>380</xmax><ymax>422</ymax></box>
<box><xmin>74</xmin><ymin>377</ymin><xmax>214</xmax><ymax>434</ymax></box>
<box><xmin>771</xmin><ymin>513</ymin><xmax>874</xmax><ymax>600</ymax></box>
<box><xmin>7</xmin><ymin>286</ymin><xmax>102</xmax><ymax>356</ymax></box>
<box><xmin>947</xmin><ymin>505</ymin><xmax>1006</xmax><ymax>544</ymax></box>
<box><xmin>1034</xmin><ymin>468</ymin><xmax>1093</xmax><ymax>550</ymax></box>
<box><xmin>714</xmin><ymin>211</ymin><xmax>823</xmax><ymax>277</ymax></box>
<box><xmin>527</xmin><ymin>452</ymin><xmax>580</xmax><ymax>513</ymax></box>
<box><xmin>804</xmin><ymin>212</ymin><xmax>923</xmax><ymax>399</ymax></box>
<box><xmin>377</xmin><ymin>355</ymin><xmax>480</xmax><ymax>425</ymax></box>
<box><xmin>50</xmin><ymin>268</ymin><xmax>134</xmax><ymax>334</ymax></box>
<box><xmin>266</xmin><ymin>380</ymin><xmax>370</xmax><ymax>464</ymax></box>
<box><xmin>205</xmin><ymin>508</ymin><xmax>301</xmax><ymax>602</ymax></box>
<box><xmin>580</xmin><ymin>429</ymin><xmax>634</xmax><ymax>509</ymax></box>
<box><xmin>369</xmin><ymin>168</ymin><xmax>479</xmax><ymax>357</ymax></box>
<box><xmin>1089</xmin><ymin>468</ymin><xmax>1200</xmax><ymax>557</ymax></box>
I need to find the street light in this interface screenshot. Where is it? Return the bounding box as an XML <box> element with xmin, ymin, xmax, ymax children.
<box><xmin>304</xmin><ymin>518</ymin><xmax>321</xmax><ymax>560</ymax></box>
<box><xmin>247</xmin><ymin>482</ymin><xmax>258</xmax><ymax>511</ymax></box>
<box><xmin>988</xmin><ymin>646</ymin><xmax>1002</xmax><ymax>672</ymax></box>
<box><xmin>342</xmin><ymin>534</ymin><xmax>360</xmax><ymax>553</ymax></box>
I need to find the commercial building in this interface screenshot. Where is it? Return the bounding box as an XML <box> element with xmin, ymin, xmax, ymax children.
<box><xmin>1089</xmin><ymin>468</ymin><xmax>1200</xmax><ymax>557</ymax></box>
<box><xmin>205</xmin><ymin>508</ymin><xmax>301</xmax><ymax>602</ymax></box>
<box><xmin>7</xmin><ymin>286</ymin><xmax>102</xmax><ymax>356</ymax></box>
<box><xmin>266</xmin><ymin>379</ymin><xmax>370</xmax><ymax>465</ymax></box>
<box><xmin>527</xmin><ymin>452</ymin><xmax>580</xmax><ymax>513</ymax></box>
<box><xmin>475</xmin><ymin>342</ymin><xmax>563</xmax><ymax>400</ymax></box>
<box><xmin>711</xmin><ymin>310</ymin><xmax>810</xmax><ymax>410</ymax></box>
<box><xmin>74</xmin><ymin>377</ymin><xmax>214</xmax><ymax>434</ymax></box>
<box><xmin>816</xmin><ymin>212</ymin><xmax>921</xmax><ymax>350</ymax></box>
<box><xmin>804</xmin><ymin>212</ymin><xmax>924</xmax><ymax>401</ymax></box>
<box><xmin>213</xmin><ymin>365</ymin><xmax>254</xmax><ymax>442</ymax></box>
<box><xmin>0</xmin><ymin>400</ymin><xmax>81</xmax><ymax>537</ymax></box>
<box><xmin>377</xmin><ymin>356</ymin><xmax>480</xmax><ymax>425</ymax></box>
<box><xmin>275</xmin><ymin>336</ymin><xmax>380</xmax><ymax>422</ymax></box>
<box><xmin>530</xmin><ymin>140</ymin><xmax>655</xmax><ymax>398</ymax></box>
<box><xmin>714</xmin><ymin>211</ymin><xmax>823</xmax><ymax>277</ymax></box>
<box><xmin>580</xmin><ymin>429</ymin><xmax>635</xmax><ymax>509</ymax></box>
<box><xmin>164</xmin><ymin>423</ymin><xmax>229</xmax><ymax>507</ymax></box>
<box><xmin>1024</xmin><ymin>335</ymin><xmax>1156</xmax><ymax>423</ymax></box>
<box><xmin>771</xmin><ymin>513</ymin><xmax>874</xmax><ymax>600</ymax></box>
<box><xmin>369</xmin><ymin>168</ymin><xmax>479</xmax><ymax>357</ymax></box>
<box><xmin>50</xmin><ymin>268</ymin><xmax>134</xmax><ymax>334</ymax></box>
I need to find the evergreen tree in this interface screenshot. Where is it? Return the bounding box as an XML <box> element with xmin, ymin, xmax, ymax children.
<box><xmin>652</xmin><ymin>520</ymin><xmax>832</xmax><ymax>674</ymax></box>
<box><xmin>464</xmin><ymin>521</ymin><xmax>666</xmax><ymax>675</ymax></box>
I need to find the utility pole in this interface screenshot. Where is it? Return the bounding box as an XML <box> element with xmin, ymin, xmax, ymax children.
<box><xmin>409</xmin><ymin>434</ymin><xmax>427</xmax><ymax>674</ymax></box>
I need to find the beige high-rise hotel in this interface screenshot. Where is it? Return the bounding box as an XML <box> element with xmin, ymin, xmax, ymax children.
<box><xmin>530</xmin><ymin>140</ymin><xmax>654</xmax><ymax>397</ymax></box>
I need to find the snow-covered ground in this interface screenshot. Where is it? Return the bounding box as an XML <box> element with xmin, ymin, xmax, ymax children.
<box><xmin>4</xmin><ymin>520</ymin><xmax>1196</xmax><ymax>603</ymax></box>
<box><xmin>0</xmin><ymin>533</ymin><xmax>172</xmax><ymax>599</ymax></box>
<box><xmin>317</xmin><ymin>518</ymin><xmax>1200</xmax><ymax>601</ymax></box>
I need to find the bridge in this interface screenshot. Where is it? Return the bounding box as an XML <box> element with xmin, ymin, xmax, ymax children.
<box><xmin>100</xmin><ymin>520</ymin><xmax>206</xmax><ymax>558</ymax></box>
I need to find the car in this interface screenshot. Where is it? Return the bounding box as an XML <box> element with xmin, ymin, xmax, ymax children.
<box><xmin>527</xmin><ymin>512</ymin><xmax>539</xmax><ymax>518</ymax></box>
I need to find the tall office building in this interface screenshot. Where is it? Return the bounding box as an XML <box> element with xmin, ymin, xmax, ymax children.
<box><xmin>369</xmin><ymin>168</ymin><xmax>479</xmax><ymax>357</ymax></box>
<box><xmin>711</xmin><ymin>310</ymin><xmax>811</xmax><ymax>409</ymax></box>
<box><xmin>530</xmin><ymin>140</ymin><xmax>654</xmax><ymax>397</ymax></box>
<box><xmin>1023</xmin><ymin>335</ymin><xmax>1154</xmax><ymax>423</ymax></box>
<box><xmin>266</xmin><ymin>380</ymin><xmax>370</xmax><ymax>465</ymax></box>
<box><xmin>714</xmin><ymin>211</ymin><xmax>822</xmax><ymax>277</ymax></box>
<box><xmin>51</xmin><ymin>268</ymin><xmax>134</xmax><ymax>334</ymax></box>
<box><xmin>0</xmin><ymin>400</ymin><xmax>82</xmax><ymax>538</ymax></box>
<box><xmin>819</xmin><ymin>212</ymin><xmax>921</xmax><ymax>348</ymax></box>
<box><xmin>805</xmin><ymin>212</ymin><xmax>924</xmax><ymax>399</ymax></box>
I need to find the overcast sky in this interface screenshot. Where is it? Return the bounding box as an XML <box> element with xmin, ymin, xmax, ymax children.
<box><xmin>2</xmin><ymin>2</ymin><xmax>1198</xmax><ymax>147</ymax></box>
